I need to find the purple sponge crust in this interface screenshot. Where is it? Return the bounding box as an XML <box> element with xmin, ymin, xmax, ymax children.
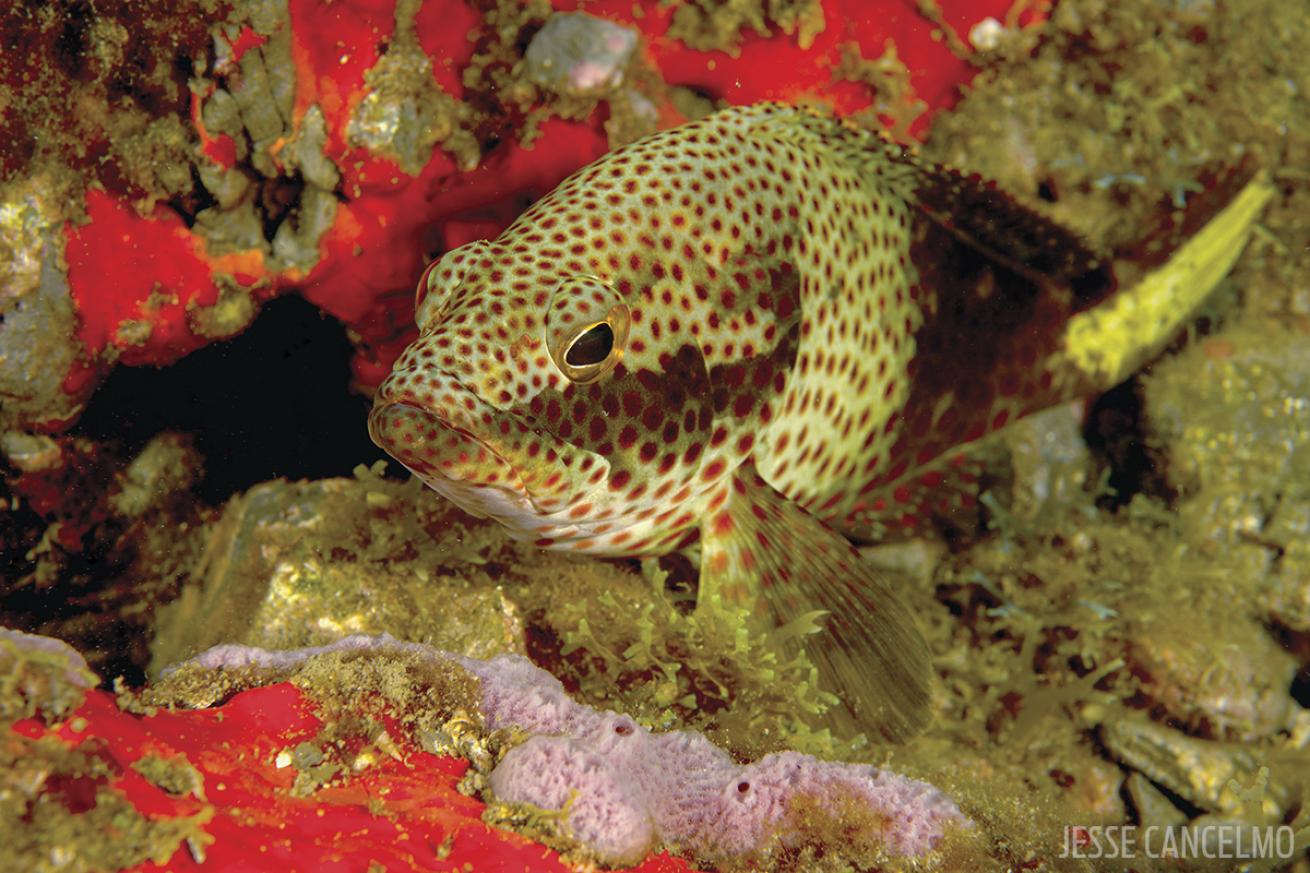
<box><xmin>181</xmin><ymin>635</ymin><xmax>965</xmax><ymax>865</ymax></box>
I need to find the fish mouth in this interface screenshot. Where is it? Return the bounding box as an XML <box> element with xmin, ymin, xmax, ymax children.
<box><xmin>369</xmin><ymin>369</ymin><xmax>618</xmax><ymax>537</ymax></box>
<box><xmin>368</xmin><ymin>399</ymin><xmax>524</xmax><ymax>495</ymax></box>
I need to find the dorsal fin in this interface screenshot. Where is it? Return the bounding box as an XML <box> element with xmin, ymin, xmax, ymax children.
<box><xmin>811</xmin><ymin>108</ymin><xmax>1113</xmax><ymax>295</ymax></box>
<box><xmin>757</xmin><ymin>105</ymin><xmax>1104</xmax><ymax>287</ymax></box>
<box><xmin>904</xmin><ymin>157</ymin><xmax>1110</xmax><ymax>291</ymax></box>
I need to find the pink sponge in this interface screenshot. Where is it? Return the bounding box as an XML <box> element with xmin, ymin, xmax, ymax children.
<box><xmin>184</xmin><ymin>635</ymin><xmax>965</xmax><ymax>866</ymax></box>
<box><xmin>492</xmin><ymin>735</ymin><xmax>658</xmax><ymax>863</ymax></box>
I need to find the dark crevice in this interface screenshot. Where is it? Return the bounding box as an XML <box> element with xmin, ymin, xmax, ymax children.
<box><xmin>1119</xmin><ymin>770</ymin><xmax>1204</xmax><ymax>823</ymax></box>
<box><xmin>51</xmin><ymin>7</ymin><xmax>91</xmax><ymax>80</ymax></box>
<box><xmin>258</xmin><ymin>172</ymin><xmax>307</xmax><ymax>242</ymax></box>
<box><xmin>680</xmin><ymin>84</ymin><xmax>722</xmax><ymax>105</ymax></box>
<box><xmin>1083</xmin><ymin>379</ymin><xmax>1174</xmax><ymax>510</ymax></box>
<box><xmin>1270</xmin><ymin>621</ymin><xmax>1310</xmax><ymax>709</ymax></box>
<box><xmin>166</xmin><ymin>163</ymin><xmax>220</xmax><ymax>227</ymax></box>
<box><xmin>73</xmin><ymin>295</ymin><xmax>400</xmax><ymax>505</ymax></box>
<box><xmin>1292</xmin><ymin>667</ymin><xmax>1310</xmax><ymax>710</ymax></box>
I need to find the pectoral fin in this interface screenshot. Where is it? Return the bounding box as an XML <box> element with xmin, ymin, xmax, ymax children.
<box><xmin>698</xmin><ymin>466</ymin><xmax>932</xmax><ymax>743</ymax></box>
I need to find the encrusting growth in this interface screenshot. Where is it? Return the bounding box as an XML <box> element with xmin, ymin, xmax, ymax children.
<box><xmin>181</xmin><ymin>633</ymin><xmax>966</xmax><ymax>866</ymax></box>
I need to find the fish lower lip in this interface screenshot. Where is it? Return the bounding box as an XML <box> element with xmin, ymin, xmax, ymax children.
<box><xmin>368</xmin><ymin>401</ymin><xmax>519</xmax><ymax>488</ymax></box>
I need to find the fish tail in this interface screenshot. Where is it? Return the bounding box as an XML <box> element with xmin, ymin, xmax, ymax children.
<box><xmin>838</xmin><ymin>163</ymin><xmax>1271</xmax><ymax>539</ymax></box>
<box><xmin>1061</xmin><ymin>169</ymin><xmax>1274</xmax><ymax>389</ymax></box>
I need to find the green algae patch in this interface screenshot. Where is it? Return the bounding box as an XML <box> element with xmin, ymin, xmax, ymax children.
<box><xmin>777</xmin><ymin>790</ymin><xmax>992</xmax><ymax>873</ymax></box>
<box><xmin>132</xmin><ymin>753</ymin><xmax>206</xmax><ymax>799</ymax></box>
<box><xmin>187</xmin><ymin>276</ymin><xmax>261</xmax><ymax>342</ymax></box>
<box><xmin>141</xmin><ymin>643</ymin><xmax>490</xmax><ymax>800</ymax></box>
<box><xmin>481</xmin><ymin>796</ymin><xmax>588</xmax><ymax>866</ymax></box>
<box><xmin>147</xmin><ymin>464</ymin><xmax>843</xmax><ymax>760</ymax></box>
<box><xmin>149</xmin><ymin>465</ymin><xmax>532</xmax><ymax>669</ymax></box>
<box><xmin>143</xmin><ymin>646</ymin><xmax>482</xmax><ymax>735</ymax></box>
<box><xmin>108</xmin><ymin>115</ymin><xmax>199</xmax><ymax>213</ymax></box>
<box><xmin>0</xmin><ymin>733</ymin><xmax>213</xmax><ymax>873</ymax></box>
<box><xmin>542</xmin><ymin>559</ymin><xmax>849</xmax><ymax>761</ymax></box>
<box><xmin>0</xmin><ymin>631</ymin><xmax>95</xmax><ymax>728</ymax></box>
<box><xmin>667</xmin><ymin>0</ymin><xmax>825</xmax><ymax>54</ymax></box>
<box><xmin>0</xmin><ymin>0</ymin><xmax>227</xmax><ymax>207</ymax></box>
<box><xmin>131</xmin><ymin>662</ymin><xmax>267</xmax><ymax>713</ymax></box>
<box><xmin>347</xmin><ymin>0</ymin><xmax>480</xmax><ymax>174</ymax></box>
<box><xmin>288</xmin><ymin>648</ymin><xmax>484</xmax><ymax>753</ymax></box>
<box><xmin>832</xmin><ymin>40</ymin><xmax>927</xmax><ymax>143</ymax></box>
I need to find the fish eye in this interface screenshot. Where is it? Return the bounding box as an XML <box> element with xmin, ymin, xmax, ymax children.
<box><xmin>565</xmin><ymin>322</ymin><xmax>614</xmax><ymax>367</ymax></box>
<box><xmin>546</xmin><ymin>277</ymin><xmax>630</xmax><ymax>384</ymax></box>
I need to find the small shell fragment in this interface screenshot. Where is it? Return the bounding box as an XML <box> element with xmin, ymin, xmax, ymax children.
<box><xmin>525</xmin><ymin>13</ymin><xmax>640</xmax><ymax>98</ymax></box>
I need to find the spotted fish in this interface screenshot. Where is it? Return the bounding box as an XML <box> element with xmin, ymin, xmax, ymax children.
<box><xmin>369</xmin><ymin>103</ymin><xmax>1271</xmax><ymax>741</ymax></box>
